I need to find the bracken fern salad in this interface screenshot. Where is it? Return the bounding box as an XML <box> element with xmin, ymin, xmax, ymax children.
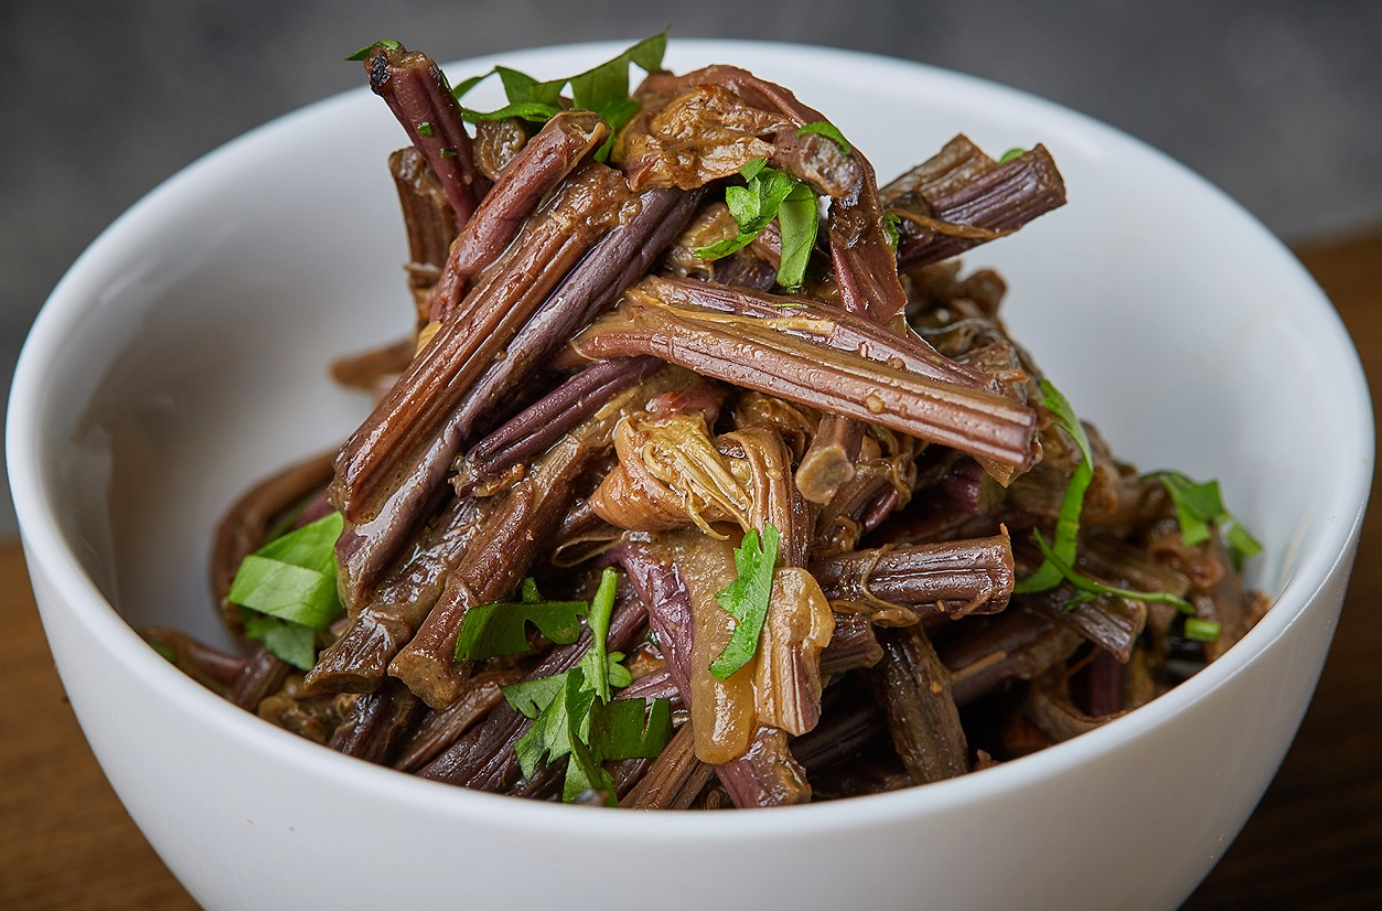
<box><xmin>145</xmin><ymin>32</ymin><xmax>1267</xmax><ymax>809</ymax></box>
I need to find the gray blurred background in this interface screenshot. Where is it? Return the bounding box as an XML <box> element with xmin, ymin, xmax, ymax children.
<box><xmin>3</xmin><ymin>0</ymin><xmax>1380</xmax><ymax>534</ymax></box>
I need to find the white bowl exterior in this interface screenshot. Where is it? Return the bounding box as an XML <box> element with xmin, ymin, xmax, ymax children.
<box><xmin>9</xmin><ymin>40</ymin><xmax>1373</xmax><ymax>911</ymax></box>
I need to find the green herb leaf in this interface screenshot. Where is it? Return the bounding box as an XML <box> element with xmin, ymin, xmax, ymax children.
<box><xmin>998</xmin><ymin>147</ymin><xmax>1025</xmax><ymax>164</ymax></box>
<box><xmin>575</xmin><ymin>568</ymin><xmax>620</xmax><ymax>702</ymax></box>
<box><xmin>501</xmin><ymin>651</ymin><xmax>631</xmax><ymax>720</ymax></box>
<box><xmin>512</xmin><ymin>665</ymin><xmax>589</xmax><ymax>780</ymax></box>
<box><xmin>253</xmin><ymin>511</ymin><xmax>343</xmax><ymax>579</ymax></box>
<box><xmin>1184</xmin><ymin>617</ymin><xmax>1222</xmax><ymax>642</ymax></box>
<box><xmin>709</xmin><ymin>524</ymin><xmax>781</xmax><ymax>680</ymax></box>
<box><xmin>1031</xmin><ymin>532</ymin><xmax>1195</xmax><ymax>614</ymax></box>
<box><xmin>417</xmin><ymin>121</ymin><xmax>434</xmax><ymax>137</ymax></box>
<box><xmin>227</xmin><ymin>512</ymin><xmax>344</xmax><ymax>670</ymax></box>
<box><xmin>452</xmin><ymin>32</ymin><xmax>666</xmax><ymax>129</ymax></box>
<box><xmin>695</xmin><ymin>161</ymin><xmax>820</xmax><ymax>290</ymax></box>
<box><xmin>453</xmin><ymin>598</ymin><xmax>588</xmax><ymax>661</ymax></box>
<box><xmin>228</xmin><ymin>556</ymin><xmax>339</xmax><ymax>628</ymax></box>
<box><xmin>1013</xmin><ymin>380</ymin><xmax>1094</xmax><ymax>594</ymax></box>
<box><xmin>502</xmin><ymin>567</ymin><xmax>670</xmax><ymax>803</ymax></box>
<box><xmin>589</xmin><ymin>697</ymin><xmax>673</xmax><ymax>761</ymax></box>
<box><xmin>458</xmin><ymin>101</ymin><xmax>562</xmax><ymax>124</ymax></box>
<box><xmin>882</xmin><ymin>212</ymin><xmax>902</xmax><ymax>253</ymax></box>
<box><xmin>562</xmin><ymin>674</ymin><xmax>617</xmax><ymax>804</ymax></box>
<box><xmin>796</xmin><ymin>121</ymin><xmax>852</xmax><ymax>155</ymax></box>
<box><xmin>240</xmin><ymin>608</ymin><xmax>318</xmax><ymax>671</ymax></box>
<box><xmin>1150</xmin><ymin>471</ymin><xmax>1263</xmax><ymax>570</ymax></box>
<box><xmin>569</xmin><ymin>31</ymin><xmax>668</xmax><ymax>113</ymax></box>
<box><xmin>775</xmin><ymin>182</ymin><xmax>820</xmax><ymax>290</ymax></box>
<box><xmin>345</xmin><ymin>38</ymin><xmax>401</xmax><ymax>62</ymax></box>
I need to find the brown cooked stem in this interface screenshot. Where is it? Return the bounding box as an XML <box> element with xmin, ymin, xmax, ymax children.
<box><xmin>327</xmin><ymin>682</ymin><xmax>422</xmax><ymax>765</ymax></box>
<box><xmin>819</xmin><ymin>611</ymin><xmax>884</xmax><ymax>675</ymax></box>
<box><xmin>390</xmin><ymin>370</ymin><xmax>692</xmax><ymax>709</ymax></box>
<box><xmin>305</xmin><ymin>495</ymin><xmax>485</xmax><ymax>695</ymax></box>
<box><xmin>366</xmin><ymin>44</ymin><xmax>486</xmax><ymax>223</ymax></box>
<box><xmin>812</xmin><ymin>534</ymin><xmax>1015</xmax><ymax>618</ymax></box>
<box><xmin>446</xmin><ymin>186</ymin><xmax>702</xmax><ymax>459</ymax></box>
<box><xmin>870</xmin><ymin>624</ymin><xmax>969</xmax><ymax>785</ymax></box>
<box><xmin>393</xmin><ymin>669</ymin><xmax>522</xmax><ymax>773</ymax></box>
<box><xmin>458</xmin><ymin>357</ymin><xmax>663</xmax><ymax>495</ymax></box>
<box><xmin>790</xmin><ymin>680</ymin><xmax>889</xmax><ymax>772</ymax></box>
<box><xmin>329</xmin><ymin>338</ymin><xmax>416</xmax><ymax>392</ymax></box>
<box><xmin>942</xmin><ymin>611</ymin><xmax>1084</xmax><ymax>707</ymax></box>
<box><xmin>796</xmin><ymin>417</ymin><xmax>864</xmax><ymax>505</ymax></box>
<box><xmin>388</xmin><ymin>443</ymin><xmax>599</xmax><ymax>709</ymax></box>
<box><xmin>331</xmin><ymin>164</ymin><xmax>635</xmax><ymax>600</ymax></box>
<box><xmin>229</xmin><ymin>646</ymin><xmax>291</xmax><ymax>711</ymax></box>
<box><xmin>622</xmin><ymin>723</ymin><xmax>716</xmax><ymax>810</ymax></box>
<box><xmin>570</xmin><ymin>278</ymin><xmax>1037</xmax><ymax>470</ymax></box>
<box><xmin>141</xmin><ymin>628</ymin><xmax>248</xmax><ymax>694</ymax></box>
<box><xmin>883</xmin><ymin>139</ymin><xmax>1067</xmax><ymax>271</ymax></box>
<box><xmin>210</xmin><ymin>451</ymin><xmax>336</xmax><ymax>628</ymax></box>
<box><xmin>634</xmin><ymin>275</ymin><xmax>989</xmax><ymax>388</ymax></box>
<box><xmin>429</xmin><ymin>111</ymin><xmax>609</xmax><ymax>321</ymax></box>
<box><xmin>389</xmin><ymin>147</ymin><xmax>459</xmax><ymax>324</ymax></box>
<box><xmin>1020</xmin><ymin>588</ymin><xmax>1147</xmax><ymax>664</ymax></box>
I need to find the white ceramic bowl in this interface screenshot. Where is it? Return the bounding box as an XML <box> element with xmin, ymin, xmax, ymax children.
<box><xmin>9</xmin><ymin>40</ymin><xmax>1372</xmax><ymax>911</ymax></box>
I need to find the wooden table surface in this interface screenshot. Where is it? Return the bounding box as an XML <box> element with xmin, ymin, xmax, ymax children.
<box><xmin>2</xmin><ymin>233</ymin><xmax>1379</xmax><ymax>910</ymax></box>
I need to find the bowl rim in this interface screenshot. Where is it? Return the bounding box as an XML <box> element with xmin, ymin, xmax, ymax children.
<box><xmin>7</xmin><ymin>37</ymin><xmax>1374</xmax><ymax>839</ymax></box>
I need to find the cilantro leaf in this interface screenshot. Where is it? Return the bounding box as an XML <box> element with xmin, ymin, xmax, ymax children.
<box><xmin>589</xmin><ymin>697</ymin><xmax>673</xmax><ymax>761</ymax></box>
<box><xmin>562</xmin><ymin>680</ymin><xmax>618</xmax><ymax>804</ymax></box>
<box><xmin>228</xmin><ymin>512</ymin><xmax>344</xmax><ymax>669</ymax></box>
<box><xmin>695</xmin><ymin>161</ymin><xmax>820</xmax><ymax>291</ymax></box>
<box><xmin>709</xmin><ymin>524</ymin><xmax>781</xmax><ymax>680</ymax></box>
<box><xmin>502</xmin><ymin>673</ymin><xmax>569</xmax><ymax>720</ymax></box>
<box><xmin>501</xmin><ymin>651</ymin><xmax>631</xmax><ymax>720</ymax></box>
<box><xmin>795</xmin><ymin>121</ymin><xmax>852</xmax><ymax>155</ymax></box>
<box><xmin>253</xmin><ymin>511</ymin><xmax>343</xmax><ymax>579</ymax></box>
<box><xmin>453</xmin><ymin>598</ymin><xmax>587</xmax><ymax>661</ymax></box>
<box><xmin>451</xmin><ymin>32</ymin><xmax>666</xmax><ymax>130</ymax></box>
<box><xmin>775</xmin><ymin>182</ymin><xmax>820</xmax><ymax>290</ymax></box>
<box><xmin>998</xmin><ymin>147</ymin><xmax>1025</xmax><ymax>164</ymax></box>
<box><xmin>228</xmin><ymin>556</ymin><xmax>339</xmax><ymax>627</ymax></box>
<box><xmin>1150</xmin><ymin>471</ymin><xmax>1263</xmax><ymax>570</ymax></box>
<box><xmin>576</xmin><ymin>568</ymin><xmax>620</xmax><ymax>702</ymax></box>
<box><xmin>1031</xmin><ymin>532</ymin><xmax>1194</xmax><ymax>614</ymax></box>
<box><xmin>500</xmin><ymin>566</ymin><xmax>672</xmax><ymax>803</ymax></box>
<box><xmin>345</xmin><ymin>38</ymin><xmax>400</xmax><ymax>62</ymax></box>
<box><xmin>512</xmin><ymin>665</ymin><xmax>590</xmax><ymax>781</ymax></box>
<box><xmin>240</xmin><ymin>608</ymin><xmax>318</xmax><ymax>671</ymax></box>
<box><xmin>882</xmin><ymin>212</ymin><xmax>902</xmax><ymax>253</ymax></box>
<box><xmin>1013</xmin><ymin>380</ymin><xmax>1093</xmax><ymax>594</ymax></box>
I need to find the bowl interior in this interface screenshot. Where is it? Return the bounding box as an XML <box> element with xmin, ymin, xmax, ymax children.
<box><xmin>11</xmin><ymin>39</ymin><xmax>1372</xmax><ymax>786</ymax></box>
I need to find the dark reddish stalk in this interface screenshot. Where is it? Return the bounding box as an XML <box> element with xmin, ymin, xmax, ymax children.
<box><xmin>429</xmin><ymin>112</ymin><xmax>609</xmax><ymax>321</ymax></box>
<box><xmin>870</xmin><ymin>625</ymin><xmax>969</xmax><ymax>784</ymax></box>
<box><xmin>812</xmin><ymin>534</ymin><xmax>1015</xmax><ymax>617</ymax></box>
<box><xmin>366</xmin><ymin>44</ymin><xmax>486</xmax><ymax>223</ymax></box>
<box><xmin>570</xmin><ymin>278</ymin><xmax>1037</xmax><ymax>470</ymax></box>
<box><xmin>306</xmin><ymin>495</ymin><xmax>485</xmax><ymax>694</ymax></box>
<box><xmin>327</xmin><ymin>683</ymin><xmax>422</xmax><ymax>765</ymax></box>
<box><xmin>456</xmin><ymin>357</ymin><xmax>663</xmax><ymax>495</ymax></box>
